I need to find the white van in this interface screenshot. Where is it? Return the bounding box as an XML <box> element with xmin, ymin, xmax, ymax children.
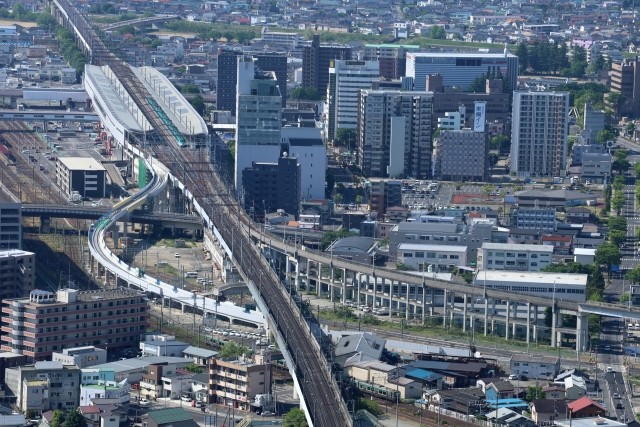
<box><xmin>607</xmin><ymin>367</ymin><xmax>613</xmax><ymax>373</ymax></box>
<box><xmin>185</xmin><ymin>272</ymin><xmax>198</xmax><ymax>278</ymax></box>
<box><xmin>629</xmin><ymin>323</ymin><xmax>634</xmax><ymax>330</ymax></box>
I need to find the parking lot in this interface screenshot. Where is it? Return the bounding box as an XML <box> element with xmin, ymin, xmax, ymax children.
<box><xmin>401</xmin><ymin>181</ymin><xmax>456</xmax><ymax>210</ymax></box>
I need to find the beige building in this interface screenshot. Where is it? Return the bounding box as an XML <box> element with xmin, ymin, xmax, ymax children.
<box><xmin>345</xmin><ymin>360</ymin><xmax>406</xmax><ymax>386</ymax></box>
<box><xmin>209</xmin><ymin>353</ymin><xmax>272</xmax><ymax>411</ymax></box>
<box><xmin>387</xmin><ymin>378</ymin><xmax>422</xmax><ymax>399</ymax></box>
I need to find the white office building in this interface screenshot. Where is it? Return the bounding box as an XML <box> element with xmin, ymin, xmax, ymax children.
<box><xmin>477</xmin><ymin>243</ymin><xmax>553</xmax><ymax>271</ymax></box>
<box><xmin>235</xmin><ymin>58</ymin><xmax>282</xmax><ymax>194</ymax></box>
<box><xmin>327</xmin><ymin>60</ymin><xmax>380</xmax><ymax>141</ymax></box>
<box><xmin>397</xmin><ymin>243</ymin><xmax>467</xmax><ymax>271</ymax></box>
<box><xmin>473</xmin><ymin>271</ymin><xmax>587</xmax><ymax>303</ymax></box>
<box><xmin>281</xmin><ymin>127</ymin><xmax>326</xmax><ymax>201</ymax></box>
<box><xmin>511</xmin><ymin>91</ymin><xmax>570</xmax><ymax>178</ymax></box>
<box><xmin>513</xmin><ymin>207</ymin><xmax>556</xmax><ymax>234</ymax></box>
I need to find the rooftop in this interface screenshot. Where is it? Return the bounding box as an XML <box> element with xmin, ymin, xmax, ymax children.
<box><xmin>510</xmin><ymin>354</ymin><xmax>559</xmax><ymax>364</ymax></box>
<box><xmin>147</xmin><ymin>408</ymin><xmax>193</xmax><ymax>425</ymax></box>
<box><xmin>556</xmin><ymin>418</ymin><xmax>625</xmax><ymax>427</ymax></box>
<box><xmin>85</xmin><ymin>356</ymin><xmax>192</xmax><ymax>373</ymax></box>
<box><xmin>182</xmin><ymin>346</ymin><xmax>217</xmax><ymax>359</ymax></box>
<box><xmin>57</xmin><ymin>157</ymin><xmax>106</xmax><ymax>172</ymax></box>
<box><xmin>398</xmin><ymin>243</ymin><xmax>467</xmax><ymax>253</ymax></box>
<box><xmin>408</xmin><ymin>52</ymin><xmax>518</xmax><ymax>58</ymax></box>
<box><xmin>481</xmin><ymin>242</ymin><xmax>554</xmax><ymax>252</ymax></box>
<box><xmin>476</xmin><ymin>271</ymin><xmax>588</xmax><ymax>287</ymax></box>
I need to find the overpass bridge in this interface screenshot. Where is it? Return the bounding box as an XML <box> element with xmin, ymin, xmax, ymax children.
<box><xmin>51</xmin><ymin>0</ymin><xmax>352</xmax><ymax>424</ymax></box>
<box><xmin>101</xmin><ymin>14</ymin><xmax>179</xmax><ymax>32</ymax></box>
<box><xmin>0</xmin><ymin>110</ymin><xmax>98</xmax><ymax>121</ymax></box>
<box><xmin>22</xmin><ymin>203</ymin><xmax>202</xmax><ymax>229</ymax></box>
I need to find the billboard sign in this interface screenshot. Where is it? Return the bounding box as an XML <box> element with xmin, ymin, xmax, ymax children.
<box><xmin>474</xmin><ymin>102</ymin><xmax>486</xmax><ymax>132</ymax></box>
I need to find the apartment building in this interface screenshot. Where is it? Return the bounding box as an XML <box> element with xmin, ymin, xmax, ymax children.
<box><xmin>357</xmin><ymin>90</ymin><xmax>433</xmax><ymax>178</ymax></box>
<box><xmin>302</xmin><ymin>34</ymin><xmax>352</xmax><ymax>94</ymax></box>
<box><xmin>434</xmin><ymin>129</ymin><xmax>488</xmax><ymax>182</ymax></box>
<box><xmin>477</xmin><ymin>243</ymin><xmax>553</xmax><ymax>271</ymax></box>
<box><xmin>1</xmin><ymin>288</ymin><xmax>148</xmax><ymax>361</ymax></box>
<box><xmin>0</xmin><ymin>249</ymin><xmax>34</xmax><ymax>299</ymax></box>
<box><xmin>327</xmin><ymin>60</ymin><xmax>380</xmax><ymax>141</ymax></box>
<box><xmin>216</xmin><ymin>49</ymin><xmax>244</xmax><ymax>113</ymax></box>
<box><xmin>389</xmin><ymin>220</ymin><xmax>508</xmax><ymax>263</ymax></box>
<box><xmin>609</xmin><ymin>56</ymin><xmax>640</xmax><ymax>117</ymax></box>
<box><xmin>0</xmin><ymin>185</ymin><xmax>21</xmax><ymax>249</ymax></box>
<box><xmin>369</xmin><ymin>179</ymin><xmax>402</xmax><ymax>217</ymax></box>
<box><xmin>511</xmin><ymin>91</ymin><xmax>570</xmax><ymax>178</ymax></box>
<box><xmin>5</xmin><ymin>361</ymin><xmax>81</xmax><ymax>412</ymax></box>
<box><xmin>209</xmin><ymin>353</ymin><xmax>272</xmax><ymax>411</ymax></box>
<box><xmin>511</xmin><ymin>207</ymin><xmax>556</xmax><ymax>234</ymax></box>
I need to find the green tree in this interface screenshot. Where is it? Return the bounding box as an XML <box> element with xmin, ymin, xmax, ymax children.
<box><xmin>36</xmin><ymin>12</ymin><xmax>57</xmax><ymax>31</ymax></box>
<box><xmin>117</xmin><ymin>24</ymin><xmax>136</xmax><ymax>35</ymax></box>
<box><xmin>184</xmin><ymin>364</ymin><xmax>204</xmax><ymax>373</ymax></box>
<box><xmin>614</xmin><ymin>149</ymin><xmax>630</xmax><ymax>173</ymax></box>
<box><xmin>595</xmin><ymin>243</ymin><xmax>622</xmax><ymax>271</ymax></box>
<box><xmin>149</xmin><ymin>39</ymin><xmax>163</xmax><ymax>48</ymax></box>
<box><xmin>290</xmin><ymin>87</ymin><xmax>321</xmax><ymax>100</ymax></box>
<box><xmin>627</xmin><ymin>122</ymin><xmax>636</xmax><ymax>136</ymax></box>
<box><xmin>283</xmin><ymin>408</ymin><xmax>308</xmax><ymax>427</ymax></box>
<box><xmin>334</xmin><ymin>193</ymin><xmax>343</xmax><ymax>207</ymax></box>
<box><xmin>609</xmin><ymin>229</ymin><xmax>626</xmax><ymax>247</ymax></box>
<box><xmin>335</xmin><ymin>128</ymin><xmax>357</xmax><ymax>148</ymax></box>
<box><xmin>608</xmin><ymin>216</ymin><xmax>628</xmax><ymax>233</ymax></box>
<box><xmin>51</xmin><ymin>410</ymin><xmax>65</xmax><ymax>427</ymax></box>
<box><xmin>357</xmin><ymin>398</ymin><xmax>383</xmax><ymax>416</ymax></box>
<box><xmin>621</xmin><ymin>293</ymin><xmax>631</xmax><ymax>304</ymax></box>
<box><xmin>181</xmin><ymin>84</ymin><xmax>201</xmax><ymax>94</ymax></box>
<box><xmin>626</xmin><ymin>265</ymin><xmax>640</xmax><ymax>285</ymax></box>
<box><xmin>482</xmin><ymin>184</ymin><xmax>495</xmax><ymax>199</ymax></box>
<box><xmin>544</xmin><ymin>307</ymin><xmax>553</xmax><ymax>327</ymax></box>
<box><xmin>189</xmin><ymin>95</ymin><xmax>205</xmax><ymax>116</ymax></box>
<box><xmin>525</xmin><ymin>386</ymin><xmax>546</xmax><ymax>401</ymax></box>
<box><xmin>64</xmin><ymin>409</ymin><xmax>88</xmax><ymax>427</ymax></box>
<box><xmin>489</xmin><ymin>153</ymin><xmax>499</xmax><ymax>172</ymax></box>
<box><xmin>606</xmin><ymin>91</ymin><xmax>628</xmax><ymax>118</ymax></box>
<box><xmin>355</xmin><ymin>195</ymin><xmax>363</xmax><ymax>208</ymax></box>
<box><xmin>467</xmin><ymin>72</ymin><xmax>487</xmax><ymax>92</ymax></box>
<box><xmin>614</xmin><ymin>174</ymin><xmax>627</xmax><ymax>191</ymax></box>
<box><xmin>219</xmin><ymin>342</ymin><xmax>252</xmax><ymax>358</ymax></box>
<box><xmin>490</xmin><ymin>135</ymin><xmax>510</xmax><ymax>153</ymax></box>
<box><xmin>515</xmin><ymin>41</ymin><xmax>529</xmax><ymax>73</ymax></box>
<box><xmin>612</xmin><ymin>191</ymin><xmax>626</xmax><ymax>215</ymax></box>
<box><xmin>429</xmin><ymin>25</ymin><xmax>445</xmax><ymax>39</ymax></box>
<box><xmin>320</xmin><ymin>227</ymin><xmax>358</xmax><ymax>250</ymax></box>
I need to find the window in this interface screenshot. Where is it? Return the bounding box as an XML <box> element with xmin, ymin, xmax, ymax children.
<box><xmin>415</xmin><ymin>252</ymin><xmax>424</xmax><ymax>258</ymax></box>
<box><xmin>426</xmin><ymin>252</ymin><xmax>436</xmax><ymax>258</ymax></box>
<box><xmin>403</xmin><ymin>253</ymin><xmax>413</xmax><ymax>258</ymax></box>
<box><xmin>406</xmin><ymin>234</ymin><xmax>417</xmax><ymax>240</ymax></box>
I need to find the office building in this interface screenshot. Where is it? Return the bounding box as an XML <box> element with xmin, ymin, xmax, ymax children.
<box><xmin>369</xmin><ymin>179</ymin><xmax>402</xmax><ymax>217</ymax></box>
<box><xmin>389</xmin><ymin>220</ymin><xmax>508</xmax><ymax>263</ymax></box>
<box><xmin>242</xmin><ymin>154</ymin><xmax>301</xmax><ymax>219</ymax></box>
<box><xmin>302</xmin><ymin>34</ymin><xmax>352</xmax><ymax>94</ymax></box>
<box><xmin>139</xmin><ymin>334</ymin><xmax>190</xmax><ymax>357</ymax></box>
<box><xmin>406</xmin><ymin>50</ymin><xmax>519</xmax><ymax>91</ymax></box>
<box><xmin>327</xmin><ymin>60</ymin><xmax>380</xmax><ymax>141</ymax></box>
<box><xmin>583</xmin><ymin>103</ymin><xmax>605</xmax><ymax>135</ymax></box>
<box><xmin>235</xmin><ymin>59</ymin><xmax>282</xmax><ymax>193</ymax></box>
<box><xmin>0</xmin><ymin>288</ymin><xmax>148</xmax><ymax>361</ymax></box>
<box><xmin>0</xmin><ymin>249</ymin><xmax>34</xmax><ymax>299</ymax></box>
<box><xmin>52</xmin><ymin>346</ymin><xmax>107</xmax><ymax>368</ymax></box>
<box><xmin>572</xmin><ymin>143</ymin><xmax>605</xmax><ymax>165</ymax></box>
<box><xmin>357</xmin><ymin>90</ymin><xmax>434</xmax><ymax>178</ymax></box>
<box><xmin>363</xmin><ymin>44</ymin><xmax>419</xmax><ymax>79</ymax></box>
<box><xmin>509</xmin><ymin>355</ymin><xmax>561</xmax><ymax>380</ymax></box>
<box><xmin>217</xmin><ymin>51</ymin><xmax>287</xmax><ymax>112</ymax></box>
<box><xmin>609</xmin><ymin>56</ymin><xmax>640</xmax><ymax>117</ymax></box>
<box><xmin>581</xmin><ymin>152</ymin><xmax>612</xmax><ymax>184</ymax></box>
<box><xmin>281</xmin><ymin>127</ymin><xmax>326</xmax><ymax>201</ymax></box>
<box><xmin>437</xmin><ymin>107</ymin><xmax>465</xmax><ymax>130</ymax></box>
<box><xmin>477</xmin><ymin>243</ymin><xmax>554</xmax><ymax>271</ymax></box>
<box><xmin>216</xmin><ymin>49</ymin><xmax>244</xmax><ymax>113</ymax></box>
<box><xmin>475</xmin><ymin>272</ymin><xmax>586</xmax><ymax>304</ymax></box>
<box><xmin>6</xmin><ymin>361</ymin><xmax>81</xmax><ymax>412</ymax></box>
<box><xmin>209</xmin><ymin>353</ymin><xmax>272</xmax><ymax>411</ymax></box>
<box><xmin>511</xmin><ymin>91</ymin><xmax>570</xmax><ymax>178</ymax></box>
<box><xmin>397</xmin><ymin>243</ymin><xmax>467</xmax><ymax>271</ymax></box>
<box><xmin>56</xmin><ymin>157</ymin><xmax>106</xmax><ymax>199</ymax></box>
<box><xmin>434</xmin><ymin>130</ymin><xmax>488</xmax><ymax>182</ymax></box>
<box><xmin>0</xmin><ymin>186</ymin><xmax>21</xmax><ymax>249</ymax></box>
<box><xmin>511</xmin><ymin>207</ymin><xmax>556</xmax><ymax>234</ymax></box>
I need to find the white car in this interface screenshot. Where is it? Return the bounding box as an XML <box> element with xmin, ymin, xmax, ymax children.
<box><xmin>139</xmin><ymin>399</ymin><xmax>150</xmax><ymax>406</ymax></box>
<box><xmin>508</xmin><ymin>374</ymin><xmax>518</xmax><ymax>380</ymax></box>
<box><xmin>222</xmin><ymin>331</ymin><xmax>229</xmax><ymax>336</ymax></box>
<box><xmin>174</xmin><ymin>253</ymin><xmax>180</xmax><ymax>258</ymax></box>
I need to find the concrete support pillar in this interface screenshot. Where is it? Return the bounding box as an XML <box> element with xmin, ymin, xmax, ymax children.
<box><xmin>463</xmin><ymin>294</ymin><xmax>468</xmax><ymax>332</ymax></box>
<box><xmin>449</xmin><ymin>291</ymin><xmax>454</xmax><ymax>326</ymax></box>
<box><xmin>577</xmin><ymin>314</ymin><xmax>588</xmax><ymax>352</ymax></box>
<box><xmin>90</xmin><ymin>254</ymin><xmax>94</xmax><ymax>275</ymax></box>
<box><xmin>388</xmin><ymin>279</ymin><xmax>393</xmax><ymax>319</ymax></box>
<box><xmin>484</xmin><ymin>297</ymin><xmax>489</xmax><ymax>336</ymax></box>
<box><xmin>422</xmin><ymin>286</ymin><xmax>427</xmax><ymax>322</ymax></box>
<box><xmin>181</xmin><ymin>303</ymin><xmax>186</xmax><ymax>313</ymax></box>
<box><xmin>430</xmin><ymin>289</ymin><xmax>435</xmax><ymax>316</ymax></box>
<box><xmin>557</xmin><ymin>310</ymin><xmax>564</xmax><ymax>346</ymax></box>
<box><xmin>443</xmin><ymin>289</ymin><xmax>448</xmax><ymax>327</ymax></box>
<box><xmin>112</xmin><ymin>223</ymin><xmax>120</xmax><ymax>249</ymax></box>
<box><xmin>357</xmin><ymin>274</ymin><xmax>362</xmax><ymax>307</ymax></box>
<box><xmin>305</xmin><ymin>261</ymin><xmax>310</xmax><ymax>295</ymax></box>
<box><xmin>295</xmin><ymin>260</ymin><xmax>300</xmax><ymax>292</ymax></box>
<box><xmin>505</xmin><ymin>301</ymin><xmax>510</xmax><ymax>341</ymax></box>
<box><xmin>342</xmin><ymin>269</ymin><xmax>347</xmax><ymax>303</ymax></box>
<box><xmin>318</xmin><ymin>262</ymin><xmax>322</xmax><ymax>280</ymax></box>
<box><xmin>526</xmin><ymin>303</ymin><xmax>531</xmax><ymax>345</ymax></box>
<box><xmin>372</xmin><ymin>274</ymin><xmax>377</xmax><ymax>309</ymax></box>
<box><xmin>512</xmin><ymin>302</ymin><xmax>517</xmax><ymax>337</ymax></box>
<box><xmin>551</xmin><ymin>306</ymin><xmax>558</xmax><ymax>348</ymax></box>
<box><xmin>123</xmin><ymin>220</ymin><xmax>128</xmax><ymax>241</ymax></box>
<box><xmin>406</xmin><ymin>285</ymin><xmax>410</xmax><ymax>321</ymax></box>
<box><xmin>293</xmin><ymin>387</ymin><xmax>298</xmax><ymax>400</ymax></box>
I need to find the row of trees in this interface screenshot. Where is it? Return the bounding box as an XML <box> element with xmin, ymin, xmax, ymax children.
<box><xmin>611</xmin><ymin>173</ymin><xmax>627</xmax><ymax>215</ymax></box>
<box><xmin>467</xmin><ymin>69</ymin><xmax>512</xmax><ymax>94</ymax></box>
<box><xmin>55</xmin><ymin>26</ymin><xmax>86</xmax><ymax>83</ymax></box>
<box><xmin>290</xmin><ymin>87</ymin><xmax>322</xmax><ymax>100</ymax></box>
<box><xmin>514</xmin><ymin>40</ymin><xmax>611</xmax><ymax>78</ymax></box>
<box><xmin>165</xmin><ymin>21</ymin><xmax>261</xmax><ymax>43</ymax></box>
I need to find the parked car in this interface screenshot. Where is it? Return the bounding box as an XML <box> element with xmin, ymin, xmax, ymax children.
<box><xmin>139</xmin><ymin>399</ymin><xmax>150</xmax><ymax>406</ymax></box>
<box><xmin>508</xmin><ymin>374</ymin><xmax>518</xmax><ymax>380</ymax></box>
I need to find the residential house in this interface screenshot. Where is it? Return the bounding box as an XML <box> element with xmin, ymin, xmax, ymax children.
<box><xmin>542</xmin><ymin>236</ymin><xmax>573</xmax><ymax>255</ymax></box>
<box><xmin>530</xmin><ymin>399</ymin><xmax>568</xmax><ymax>424</ymax></box>
<box><xmin>387</xmin><ymin>378</ymin><xmax>422</xmax><ymax>399</ymax></box>
<box><xmin>564</xmin><ymin>375</ymin><xmax>587</xmax><ymax>400</ymax></box>
<box><xmin>485</xmin><ymin>381</ymin><xmax>516</xmax><ymax>401</ymax></box>
<box><xmin>509</xmin><ymin>355</ymin><xmax>560</xmax><ymax>380</ymax></box>
<box><xmin>333</xmin><ymin>332</ymin><xmax>386</xmax><ymax>367</ymax></box>
<box><xmin>566</xmin><ymin>207</ymin><xmax>593</xmax><ymax>224</ymax></box>
<box><xmin>486</xmin><ymin>408</ymin><xmax>536</xmax><ymax>427</ymax></box>
<box><xmin>567</xmin><ymin>397</ymin><xmax>605</xmax><ymax>418</ymax></box>
<box><xmin>182</xmin><ymin>346</ymin><xmax>217</xmax><ymax>367</ymax></box>
<box><xmin>542</xmin><ymin>385</ymin><xmax>566</xmax><ymax>400</ymax></box>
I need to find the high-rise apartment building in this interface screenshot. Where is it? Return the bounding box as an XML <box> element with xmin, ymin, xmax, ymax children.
<box><xmin>1</xmin><ymin>288</ymin><xmax>148</xmax><ymax>361</ymax></box>
<box><xmin>609</xmin><ymin>56</ymin><xmax>640</xmax><ymax>117</ymax></box>
<box><xmin>216</xmin><ymin>50</ymin><xmax>287</xmax><ymax>112</ymax></box>
<box><xmin>511</xmin><ymin>91</ymin><xmax>569</xmax><ymax>178</ymax></box>
<box><xmin>216</xmin><ymin>49</ymin><xmax>244</xmax><ymax>113</ymax></box>
<box><xmin>357</xmin><ymin>90</ymin><xmax>433</xmax><ymax>178</ymax></box>
<box><xmin>302</xmin><ymin>34</ymin><xmax>352</xmax><ymax>94</ymax></box>
<box><xmin>363</xmin><ymin>44</ymin><xmax>419</xmax><ymax>79</ymax></box>
<box><xmin>406</xmin><ymin>50</ymin><xmax>519</xmax><ymax>92</ymax></box>
<box><xmin>0</xmin><ymin>185</ymin><xmax>21</xmax><ymax>250</ymax></box>
<box><xmin>327</xmin><ymin>60</ymin><xmax>380</xmax><ymax>141</ymax></box>
<box><xmin>235</xmin><ymin>59</ymin><xmax>282</xmax><ymax>193</ymax></box>
<box><xmin>0</xmin><ymin>249</ymin><xmax>34</xmax><ymax>300</ymax></box>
